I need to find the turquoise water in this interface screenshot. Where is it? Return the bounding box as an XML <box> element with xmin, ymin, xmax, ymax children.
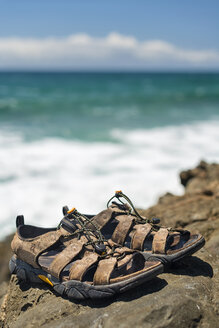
<box><xmin>0</xmin><ymin>72</ymin><xmax>219</xmax><ymax>238</ymax></box>
<box><xmin>1</xmin><ymin>72</ymin><xmax>219</xmax><ymax>141</ymax></box>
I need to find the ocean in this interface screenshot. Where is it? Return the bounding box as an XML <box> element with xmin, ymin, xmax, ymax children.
<box><xmin>0</xmin><ymin>72</ymin><xmax>219</xmax><ymax>239</ymax></box>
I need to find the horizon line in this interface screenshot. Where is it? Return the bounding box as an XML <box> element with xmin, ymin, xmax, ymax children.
<box><xmin>0</xmin><ymin>69</ymin><xmax>219</xmax><ymax>74</ymax></box>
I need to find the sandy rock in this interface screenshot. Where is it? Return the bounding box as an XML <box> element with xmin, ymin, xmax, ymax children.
<box><xmin>0</xmin><ymin>235</ymin><xmax>13</xmax><ymax>284</ymax></box>
<box><xmin>180</xmin><ymin>160</ymin><xmax>219</xmax><ymax>196</ymax></box>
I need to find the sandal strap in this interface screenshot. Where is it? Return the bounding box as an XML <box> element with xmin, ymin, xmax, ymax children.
<box><xmin>11</xmin><ymin>230</ymin><xmax>62</xmax><ymax>268</ymax></box>
<box><xmin>152</xmin><ymin>228</ymin><xmax>169</xmax><ymax>254</ymax></box>
<box><xmin>116</xmin><ymin>253</ymin><xmax>133</xmax><ymax>268</ymax></box>
<box><xmin>131</xmin><ymin>223</ymin><xmax>152</xmax><ymax>250</ymax></box>
<box><xmin>93</xmin><ymin>257</ymin><xmax>117</xmax><ymax>285</ymax></box>
<box><xmin>49</xmin><ymin>239</ymin><xmax>84</xmax><ymax>279</ymax></box>
<box><xmin>115</xmin><ymin>248</ymin><xmax>136</xmax><ymax>269</ymax></box>
<box><xmin>112</xmin><ymin>246</ymin><xmax>134</xmax><ymax>255</ymax></box>
<box><xmin>69</xmin><ymin>251</ymin><xmax>99</xmax><ymax>281</ymax></box>
<box><xmin>87</xmin><ymin>207</ymin><xmax>114</xmax><ymax>230</ymax></box>
<box><xmin>169</xmin><ymin>232</ymin><xmax>181</xmax><ymax>247</ymax></box>
<box><xmin>111</xmin><ymin>215</ymin><xmax>133</xmax><ymax>245</ymax></box>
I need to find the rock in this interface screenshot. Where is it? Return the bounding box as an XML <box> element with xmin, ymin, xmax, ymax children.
<box><xmin>1</xmin><ymin>161</ymin><xmax>219</xmax><ymax>328</ymax></box>
<box><xmin>180</xmin><ymin>161</ymin><xmax>219</xmax><ymax>196</ymax></box>
<box><xmin>0</xmin><ymin>282</ymin><xmax>8</xmax><ymax>308</ymax></box>
<box><xmin>0</xmin><ymin>235</ymin><xmax>13</xmax><ymax>284</ymax></box>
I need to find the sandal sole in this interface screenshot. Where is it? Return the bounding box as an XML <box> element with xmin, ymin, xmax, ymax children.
<box><xmin>9</xmin><ymin>255</ymin><xmax>164</xmax><ymax>300</ymax></box>
<box><xmin>141</xmin><ymin>236</ymin><xmax>205</xmax><ymax>266</ymax></box>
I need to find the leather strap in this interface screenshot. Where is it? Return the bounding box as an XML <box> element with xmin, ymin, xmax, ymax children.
<box><xmin>113</xmin><ymin>246</ymin><xmax>134</xmax><ymax>256</ymax></box>
<box><xmin>169</xmin><ymin>232</ymin><xmax>181</xmax><ymax>247</ymax></box>
<box><xmin>87</xmin><ymin>207</ymin><xmax>114</xmax><ymax>230</ymax></box>
<box><xmin>131</xmin><ymin>223</ymin><xmax>151</xmax><ymax>250</ymax></box>
<box><xmin>11</xmin><ymin>230</ymin><xmax>62</xmax><ymax>268</ymax></box>
<box><xmin>116</xmin><ymin>251</ymin><xmax>144</xmax><ymax>271</ymax></box>
<box><xmin>152</xmin><ymin>228</ymin><xmax>169</xmax><ymax>254</ymax></box>
<box><xmin>93</xmin><ymin>257</ymin><xmax>117</xmax><ymax>285</ymax></box>
<box><xmin>69</xmin><ymin>251</ymin><xmax>98</xmax><ymax>281</ymax></box>
<box><xmin>49</xmin><ymin>239</ymin><xmax>84</xmax><ymax>279</ymax></box>
<box><xmin>116</xmin><ymin>253</ymin><xmax>133</xmax><ymax>268</ymax></box>
<box><xmin>111</xmin><ymin>215</ymin><xmax>133</xmax><ymax>245</ymax></box>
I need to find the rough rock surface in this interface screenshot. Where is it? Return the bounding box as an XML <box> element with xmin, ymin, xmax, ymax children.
<box><xmin>1</xmin><ymin>161</ymin><xmax>219</xmax><ymax>328</ymax></box>
<box><xmin>0</xmin><ymin>235</ymin><xmax>13</xmax><ymax>285</ymax></box>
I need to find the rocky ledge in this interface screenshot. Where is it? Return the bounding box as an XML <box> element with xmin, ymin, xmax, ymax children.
<box><xmin>0</xmin><ymin>161</ymin><xmax>219</xmax><ymax>328</ymax></box>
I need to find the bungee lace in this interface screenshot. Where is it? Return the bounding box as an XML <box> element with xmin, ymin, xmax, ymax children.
<box><xmin>107</xmin><ymin>191</ymin><xmax>159</xmax><ymax>224</ymax></box>
<box><xmin>58</xmin><ymin>208</ymin><xmax>129</xmax><ymax>259</ymax></box>
<box><xmin>107</xmin><ymin>191</ymin><xmax>185</xmax><ymax>233</ymax></box>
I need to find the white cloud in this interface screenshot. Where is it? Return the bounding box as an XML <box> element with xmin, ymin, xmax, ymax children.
<box><xmin>0</xmin><ymin>32</ymin><xmax>218</xmax><ymax>69</ymax></box>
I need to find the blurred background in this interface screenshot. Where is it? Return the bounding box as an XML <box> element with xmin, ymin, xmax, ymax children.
<box><xmin>0</xmin><ymin>0</ymin><xmax>219</xmax><ymax>238</ymax></box>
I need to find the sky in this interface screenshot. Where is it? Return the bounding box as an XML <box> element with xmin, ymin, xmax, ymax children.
<box><xmin>0</xmin><ymin>0</ymin><xmax>219</xmax><ymax>71</ymax></box>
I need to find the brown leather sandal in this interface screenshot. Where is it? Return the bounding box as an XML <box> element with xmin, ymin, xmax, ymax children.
<box><xmin>64</xmin><ymin>191</ymin><xmax>205</xmax><ymax>266</ymax></box>
<box><xmin>9</xmin><ymin>208</ymin><xmax>163</xmax><ymax>300</ymax></box>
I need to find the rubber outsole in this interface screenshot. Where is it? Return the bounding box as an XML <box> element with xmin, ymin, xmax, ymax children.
<box><xmin>141</xmin><ymin>236</ymin><xmax>205</xmax><ymax>266</ymax></box>
<box><xmin>9</xmin><ymin>255</ymin><xmax>164</xmax><ymax>300</ymax></box>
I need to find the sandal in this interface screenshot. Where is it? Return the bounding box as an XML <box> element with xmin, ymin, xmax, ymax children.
<box><xmin>9</xmin><ymin>208</ymin><xmax>163</xmax><ymax>300</ymax></box>
<box><xmin>63</xmin><ymin>191</ymin><xmax>205</xmax><ymax>266</ymax></box>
